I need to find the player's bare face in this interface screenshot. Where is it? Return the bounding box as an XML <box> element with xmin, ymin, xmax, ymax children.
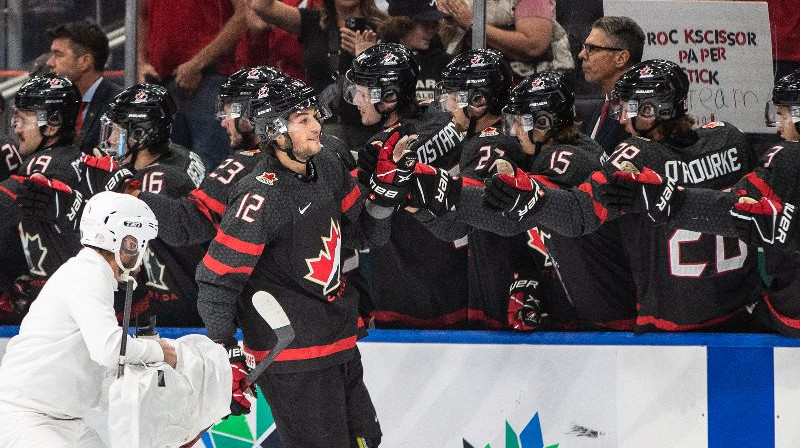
<box><xmin>287</xmin><ymin>108</ymin><xmax>322</xmax><ymax>160</ymax></box>
<box><xmin>220</xmin><ymin>103</ymin><xmax>248</xmax><ymax>149</ymax></box>
<box><xmin>11</xmin><ymin>109</ymin><xmax>44</xmax><ymax>155</ymax></box>
<box><xmin>353</xmin><ymin>85</ymin><xmax>382</xmax><ymax>125</ymax></box>
<box><xmin>776</xmin><ymin>106</ymin><xmax>800</xmax><ymax>141</ymax></box>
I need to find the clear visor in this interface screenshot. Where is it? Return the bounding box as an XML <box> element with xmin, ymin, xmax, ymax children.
<box><xmin>10</xmin><ymin>106</ymin><xmax>46</xmax><ymax>131</ymax></box>
<box><xmin>501</xmin><ymin>112</ymin><xmax>552</xmax><ymax>136</ymax></box>
<box><xmin>116</xmin><ymin>234</ymin><xmax>144</xmax><ymax>271</ymax></box>
<box><xmin>344</xmin><ymin>77</ymin><xmax>382</xmax><ymax>106</ymax></box>
<box><xmin>765</xmin><ymin>102</ymin><xmax>800</xmax><ymax>127</ymax></box>
<box><xmin>261</xmin><ymin>106</ymin><xmax>329</xmax><ymax>140</ymax></box>
<box><xmin>616</xmin><ymin>100</ymin><xmax>656</xmax><ymax>120</ymax></box>
<box><xmin>98</xmin><ymin>114</ymin><xmax>128</xmax><ymax>158</ymax></box>
<box><xmin>434</xmin><ymin>83</ymin><xmax>471</xmax><ymax>112</ymax></box>
<box><xmin>215</xmin><ymin>99</ymin><xmax>246</xmax><ymax>121</ymax></box>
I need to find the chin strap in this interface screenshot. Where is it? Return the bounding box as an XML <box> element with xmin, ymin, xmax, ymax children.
<box><xmin>632</xmin><ymin>117</ymin><xmax>658</xmax><ymax>139</ymax></box>
<box><xmin>278</xmin><ymin>133</ymin><xmax>318</xmax><ymax>182</ymax></box>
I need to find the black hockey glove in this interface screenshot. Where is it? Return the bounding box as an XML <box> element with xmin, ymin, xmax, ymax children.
<box><xmin>407</xmin><ymin>163</ymin><xmax>463</xmax><ymax>216</ymax></box>
<box><xmin>368</xmin><ymin>131</ymin><xmax>416</xmax><ymax>208</ymax></box>
<box><xmin>80</xmin><ymin>154</ymin><xmax>135</xmax><ymax>194</ymax></box>
<box><xmin>483</xmin><ymin>167</ymin><xmax>545</xmax><ymax>222</ymax></box>
<box><xmin>507</xmin><ymin>276</ymin><xmax>548</xmax><ymax>331</ymax></box>
<box><xmin>611</xmin><ymin>165</ymin><xmax>685</xmax><ymax>224</ymax></box>
<box><xmin>0</xmin><ymin>276</ymin><xmax>33</xmax><ymax>321</ymax></box>
<box><xmin>731</xmin><ymin>196</ymin><xmax>799</xmax><ymax>255</ymax></box>
<box><xmin>226</xmin><ymin>344</ymin><xmax>256</xmax><ymax>416</ymax></box>
<box><xmin>16</xmin><ymin>174</ymin><xmax>84</xmax><ymax>232</ymax></box>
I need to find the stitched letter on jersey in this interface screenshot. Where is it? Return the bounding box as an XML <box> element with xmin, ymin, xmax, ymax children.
<box><xmin>304</xmin><ymin>219</ymin><xmax>342</xmax><ymax>296</ymax></box>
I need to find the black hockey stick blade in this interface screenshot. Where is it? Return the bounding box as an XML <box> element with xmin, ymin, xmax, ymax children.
<box><xmin>246</xmin><ymin>291</ymin><xmax>295</xmax><ymax>385</ymax></box>
<box><xmin>117</xmin><ymin>276</ymin><xmax>136</xmax><ymax>378</ymax></box>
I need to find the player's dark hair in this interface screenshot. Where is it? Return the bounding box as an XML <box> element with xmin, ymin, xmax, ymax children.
<box><xmin>657</xmin><ymin>114</ymin><xmax>696</xmax><ymax>140</ymax></box>
<box><xmin>591</xmin><ymin>16</ymin><xmax>645</xmax><ymax>66</ymax></box>
<box><xmin>48</xmin><ymin>21</ymin><xmax>110</xmax><ymax>72</ymax></box>
<box><xmin>552</xmin><ymin>121</ymin><xmax>581</xmax><ymax>145</ymax></box>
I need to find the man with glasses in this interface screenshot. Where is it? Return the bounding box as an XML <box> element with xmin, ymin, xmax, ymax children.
<box><xmin>578</xmin><ymin>16</ymin><xmax>645</xmax><ymax>154</ymax></box>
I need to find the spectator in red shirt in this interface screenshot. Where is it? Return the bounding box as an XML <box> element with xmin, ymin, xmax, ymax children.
<box><xmin>137</xmin><ymin>0</ymin><xmax>248</xmax><ymax>171</ymax></box>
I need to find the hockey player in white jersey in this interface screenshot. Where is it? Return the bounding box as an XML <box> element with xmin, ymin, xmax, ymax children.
<box><xmin>0</xmin><ymin>191</ymin><xmax>176</xmax><ymax>448</ymax></box>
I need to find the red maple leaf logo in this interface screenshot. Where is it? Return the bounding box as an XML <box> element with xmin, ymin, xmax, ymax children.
<box><xmin>247</xmin><ymin>68</ymin><xmax>260</xmax><ymax>78</ymax></box>
<box><xmin>256</xmin><ymin>171</ymin><xmax>278</xmax><ymax>185</ymax></box>
<box><xmin>639</xmin><ymin>66</ymin><xmax>653</xmax><ymax>76</ymax></box>
<box><xmin>471</xmin><ymin>55</ymin><xmax>482</xmax><ymax>65</ymax></box>
<box><xmin>304</xmin><ymin>219</ymin><xmax>341</xmax><ymax>296</ymax></box>
<box><xmin>531</xmin><ymin>78</ymin><xmax>543</xmax><ymax>88</ymax></box>
<box><xmin>526</xmin><ymin>228</ymin><xmax>549</xmax><ymax>257</ymax></box>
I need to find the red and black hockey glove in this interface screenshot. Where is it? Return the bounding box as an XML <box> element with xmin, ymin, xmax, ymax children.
<box><xmin>227</xmin><ymin>344</ymin><xmax>257</xmax><ymax>416</ymax></box>
<box><xmin>368</xmin><ymin>131</ymin><xmax>416</xmax><ymax>208</ymax></box>
<box><xmin>407</xmin><ymin>163</ymin><xmax>463</xmax><ymax>216</ymax></box>
<box><xmin>730</xmin><ymin>196</ymin><xmax>798</xmax><ymax>255</ymax></box>
<box><xmin>16</xmin><ymin>174</ymin><xmax>84</xmax><ymax>232</ymax></box>
<box><xmin>0</xmin><ymin>276</ymin><xmax>33</xmax><ymax>321</ymax></box>
<box><xmin>483</xmin><ymin>167</ymin><xmax>545</xmax><ymax>222</ymax></box>
<box><xmin>358</xmin><ymin>123</ymin><xmax>417</xmax><ymax>186</ymax></box>
<box><xmin>80</xmin><ymin>154</ymin><xmax>135</xmax><ymax>195</ymax></box>
<box><xmin>612</xmin><ymin>165</ymin><xmax>684</xmax><ymax>224</ymax></box>
<box><xmin>507</xmin><ymin>276</ymin><xmax>548</xmax><ymax>331</ymax></box>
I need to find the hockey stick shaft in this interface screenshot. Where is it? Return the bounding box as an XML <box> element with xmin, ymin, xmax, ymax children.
<box><xmin>117</xmin><ymin>277</ymin><xmax>135</xmax><ymax>378</ymax></box>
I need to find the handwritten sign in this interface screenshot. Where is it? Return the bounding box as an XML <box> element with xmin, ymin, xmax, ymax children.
<box><xmin>604</xmin><ymin>1</ymin><xmax>773</xmax><ymax>133</ymax></box>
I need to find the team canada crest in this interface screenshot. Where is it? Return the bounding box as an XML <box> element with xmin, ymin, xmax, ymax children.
<box><xmin>639</xmin><ymin>66</ymin><xmax>653</xmax><ymax>77</ymax></box>
<box><xmin>258</xmin><ymin>85</ymin><xmax>270</xmax><ymax>98</ymax></box>
<box><xmin>304</xmin><ymin>219</ymin><xmax>342</xmax><ymax>296</ymax></box>
<box><xmin>256</xmin><ymin>171</ymin><xmax>278</xmax><ymax>185</ymax></box>
<box><xmin>133</xmin><ymin>90</ymin><xmax>148</xmax><ymax>103</ymax></box>
<box><xmin>382</xmin><ymin>53</ymin><xmax>399</xmax><ymax>65</ymax></box>
<box><xmin>247</xmin><ymin>68</ymin><xmax>261</xmax><ymax>79</ymax></box>
<box><xmin>49</xmin><ymin>77</ymin><xmax>64</xmax><ymax>88</ymax></box>
<box><xmin>471</xmin><ymin>55</ymin><xmax>483</xmax><ymax>65</ymax></box>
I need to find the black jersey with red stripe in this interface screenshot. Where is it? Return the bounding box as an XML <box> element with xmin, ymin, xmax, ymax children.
<box><xmin>606</xmin><ymin>123</ymin><xmax>761</xmax><ymax>332</ymax></box>
<box><xmin>126</xmin><ymin>144</ymin><xmax>207</xmax><ymax>325</ymax></box>
<box><xmin>9</xmin><ymin>145</ymin><xmax>84</xmax><ymax>297</ymax></box>
<box><xmin>0</xmin><ymin>137</ymin><xmax>21</xmax><ymax>183</ymax></box>
<box><xmin>197</xmin><ymin>147</ymin><xmax>389</xmax><ymax>373</ymax></box>
<box><xmin>457</xmin><ymin>123</ymin><xmax>569</xmax><ymax>329</ymax></box>
<box><xmin>364</xmin><ymin>113</ymin><xmax>471</xmax><ymax>328</ymax></box>
<box><xmin>527</xmin><ymin>134</ymin><xmax>637</xmax><ymax>329</ymax></box>
<box><xmin>725</xmin><ymin>142</ymin><xmax>800</xmax><ymax>336</ymax></box>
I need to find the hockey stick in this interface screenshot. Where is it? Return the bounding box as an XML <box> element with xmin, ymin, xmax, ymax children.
<box><xmin>245</xmin><ymin>290</ymin><xmax>295</xmax><ymax>386</ymax></box>
<box><xmin>117</xmin><ymin>276</ymin><xmax>136</xmax><ymax>378</ymax></box>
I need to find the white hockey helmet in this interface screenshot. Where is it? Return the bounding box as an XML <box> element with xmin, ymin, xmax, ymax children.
<box><xmin>79</xmin><ymin>191</ymin><xmax>159</xmax><ymax>276</ymax></box>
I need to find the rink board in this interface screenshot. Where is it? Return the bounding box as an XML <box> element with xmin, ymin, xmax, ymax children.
<box><xmin>1</xmin><ymin>329</ymin><xmax>799</xmax><ymax>447</ymax></box>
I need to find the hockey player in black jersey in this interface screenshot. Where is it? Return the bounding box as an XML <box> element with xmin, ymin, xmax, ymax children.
<box><xmin>0</xmin><ymin>95</ymin><xmax>22</xmax><ymax>183</ymax></box>
<box><xmin>416</xmin><ymin>50</ymin><xmax>568</xmax><ymax>329</ymax></box>
<box><xmin>0</xmin><ymin>74</ymin><xmax>83</xmax><ymax>315</ymax></box>
<box><xmin>485</xmin><ymin>59</ymin><xmax>762</xmax><ymax>332</ymax></box>
<box><xmin>197</xmin><ymin>77</ymin><xmax>389</xmax><ymax>447</ymax></box>
<box><xmin>345</xmin><ymin>43</ymin><xmax>469</xmax><ymax>328</ymax></box>
<box><xmin>605</xmin><ymin>68</ymin><xmax>800</xmax><ymax>336</ymax></box>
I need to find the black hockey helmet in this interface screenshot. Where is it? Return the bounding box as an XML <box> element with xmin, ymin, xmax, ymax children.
<box><xmin>13</xmin><ymin>73</ymin><xmax>81</xmax><ymax>136</ymax></box>
<box><xmin>100</xmin><ymin>83</ymin><xmax>176</xmax><ymax>158</ymax></box>
<box><xmin>344</xmin><ymin>43</ymin><xmax>420</xmax><ymax>110</ymax></box>
<box><xmin>612</xmin><ymin>59</ymin><xmax>689</xmax><ymax>122</ymax></box>
<box><xmin>503</xmin><ymin>71</ymin><xmax>575</xmax><ymax>136</ymax></box>
<box><xmin>217</xmin><ymin>66</ymin><xmax>286</xmax><ymax>121</ymax></box>
<box><xmin>436</xmin><ymin>49</ymin><xmax>512</xmax><ymax>115</ymax></box>
<box><xmin>766</xmin><ymin>68</ymin><xmax>800</xmax><ymax>129</ymax></box>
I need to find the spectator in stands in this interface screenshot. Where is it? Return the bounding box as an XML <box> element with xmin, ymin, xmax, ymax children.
<box><xmin>380</xmin><ymin>0</ymin><xmax>452</xmax><ymax>103</ymax></box>
<box><xmin>244</xmin><ymin>0</ymin><xmax>322</xmax><ymax>81</ymax></box>
<box><xmin>46</xmin><ymin>21</ymin><xmax>122</xmax><ymax>154</ymax></box>
<box><xmin>577</xmin><ymin>16</ymin><xmax>644</xmax><ymax>154</ymax></box>
<box><xmin>436</xmin><ymin>0</ymin><xmax>574</xmax><ymax>78</ymax></box>
<box><xmin>249</xmin><ymin>0</ymin><xmax>386</xmax><ymax>147</ymax></box>
<box><xmin>137</xmin><ymin>0</ymin><xmax>248</xmax><ymax>171</ymax></box>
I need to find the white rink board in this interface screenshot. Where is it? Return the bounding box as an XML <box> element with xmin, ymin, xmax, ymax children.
<box><xmin>360</xmin><ymin>342</ymin><xmax>707</xmax><ymax>448</ymax></box>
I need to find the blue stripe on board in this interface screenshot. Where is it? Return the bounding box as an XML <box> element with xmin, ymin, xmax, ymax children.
<box><xmin>2</xmin><ymin>326</ymin><xmax>800</xmax><ymax>347</ymax></box>
<box><xmin>707</xmin><ymin>346</ymin><xmax>774</xmax><ymax>448</ymax></box>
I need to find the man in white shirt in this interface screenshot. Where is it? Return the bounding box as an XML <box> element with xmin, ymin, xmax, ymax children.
<box><xmin>0</xmin><ymin>191</ymin><xmax>176</xmax><ymax>448</ymax></box>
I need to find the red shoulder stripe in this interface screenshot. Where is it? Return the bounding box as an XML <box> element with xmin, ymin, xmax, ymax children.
<box><xmin>461</xmin><ymin>176</ymin><xmax>484</xmax><ymax>187</ymax></box>
<box><xmin>0</xmin><ymin>184</ymin><xmax>16</xmax><ymax>200</ymax></box>
<box><xmin>214</xmin><ymin>229</ymin><xmax>265</xmax><ymax>255</ymax></box>
<box><xmin>743</xmin><ymin>172</ymin><xmax>781</xmax><ymax>202</ymax></box>
<box><xmin>189</xmin><ymin>188</ymin><xmax>226</xmax><ymax>217</ymax></box>
<box><xmin>341</xmin><ymin>184</ymin><xmax>361</xmax><ymax>212</ymax></box>
<box><xmin>202</xmin><ymin>253</ymin><xmax>254</xmax><ymax>276</ymax></box>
